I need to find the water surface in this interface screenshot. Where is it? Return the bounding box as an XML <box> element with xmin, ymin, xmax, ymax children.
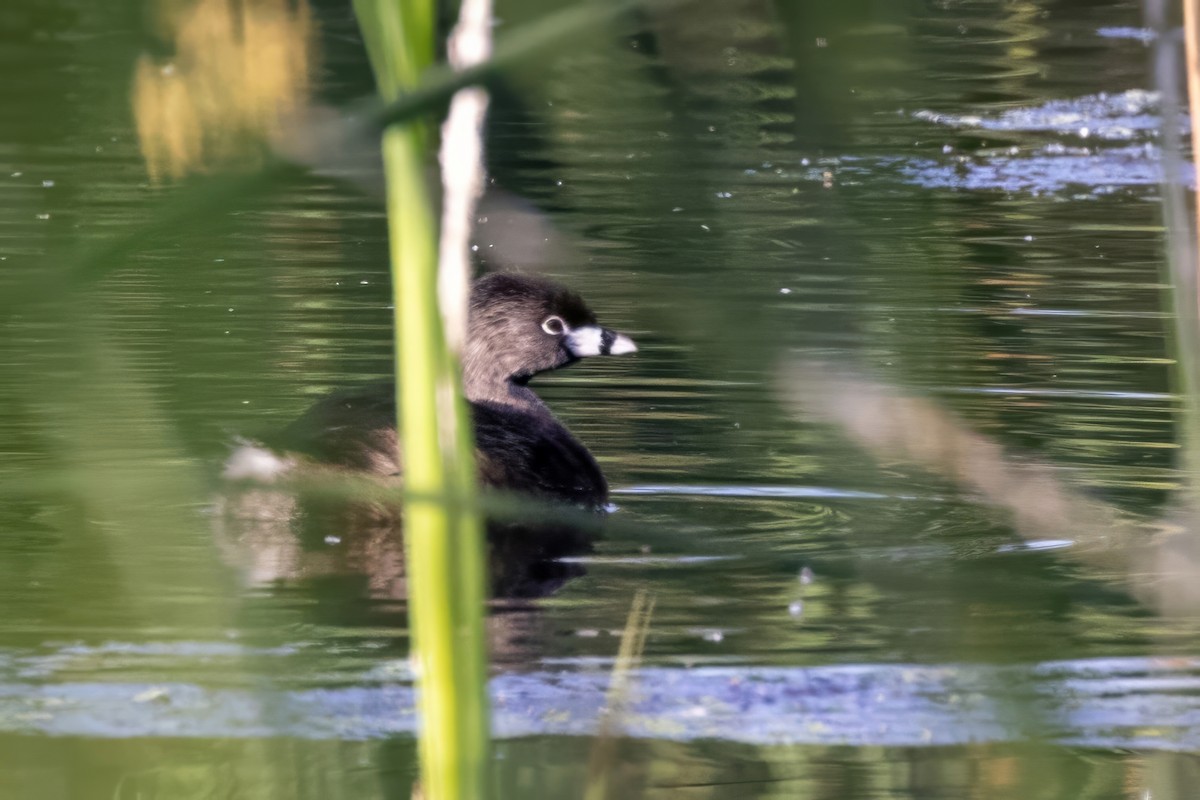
<box><xmin>1</xmin><ymin>0</ymin><xmax>1195</xmax><ymax>797</ymax></box>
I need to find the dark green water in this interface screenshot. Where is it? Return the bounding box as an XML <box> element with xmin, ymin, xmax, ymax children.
<box><xmin>4</xmin><ymin>0</ymin><xmax>1200</xmax><ymax>797</ymax></box>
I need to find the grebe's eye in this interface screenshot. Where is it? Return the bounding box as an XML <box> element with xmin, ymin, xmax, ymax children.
<box><xmin>541</xmin><ymin>315</ymin><xmax>567</xmax><ymax>336</ymax></box>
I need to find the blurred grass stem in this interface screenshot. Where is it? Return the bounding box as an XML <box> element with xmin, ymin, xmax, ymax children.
<box><xmin>584</xmin><ymin>590</ymin><xmax>655</xmax><ymax>800</ymax></box>
<box><xmin>1154</xmin><ymin>0</ymin><xmax>1200</xmax><ymax>496</ymax></box>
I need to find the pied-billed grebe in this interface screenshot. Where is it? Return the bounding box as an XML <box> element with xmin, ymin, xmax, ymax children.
<box><xmin>229</xmin><ymin>272</ymin><xmax>636</xmax><ymax>511</ymax></box>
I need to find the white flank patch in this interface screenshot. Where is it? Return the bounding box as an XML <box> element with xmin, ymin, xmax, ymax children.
<box><xmin>223</xmin><ymin>443</ymin><xmax>293</xmax><ymax>483</ymax></box>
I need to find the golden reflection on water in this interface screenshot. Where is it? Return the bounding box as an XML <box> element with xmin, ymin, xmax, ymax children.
<box><xmin>133</xmin><ymin>0</ymin><xmax>316</xmax><ymax>181</ymax></box>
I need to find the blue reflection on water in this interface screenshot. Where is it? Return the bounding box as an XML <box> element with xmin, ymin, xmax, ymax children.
<box><xmin>1</xmin><ymin>646</ymin><xmax>1199</xmax><ymax>750</ymax></box>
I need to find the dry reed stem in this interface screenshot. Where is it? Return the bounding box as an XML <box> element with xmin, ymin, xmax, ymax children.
<box><xmin>438</xmin><ymin>0</ymin><xmax>493</xmax><ymax>355</ymax></box>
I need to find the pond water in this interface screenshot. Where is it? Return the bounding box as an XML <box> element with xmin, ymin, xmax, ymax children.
<box><xmin>3</xmin><ymin>0</ymin><xmax>1200</xmax><ymax>797</ymax></box>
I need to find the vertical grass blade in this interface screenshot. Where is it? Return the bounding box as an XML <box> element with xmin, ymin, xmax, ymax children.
<box><xmin>354</xmin><ymin>2</ymin><xmax>490</xmax><ymax>798</ymax></box>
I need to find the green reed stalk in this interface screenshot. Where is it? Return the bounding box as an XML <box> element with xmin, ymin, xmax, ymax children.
<box><xmin>353</xmin><ymin>2</ymin><xmax>490</xmax><ymax>798</ymax></box>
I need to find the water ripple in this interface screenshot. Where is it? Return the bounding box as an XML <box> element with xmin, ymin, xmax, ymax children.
<box><xmin>613</xmin><ymin>484</ymin><xmax>927</xmax><ymax>501</ymax></box>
